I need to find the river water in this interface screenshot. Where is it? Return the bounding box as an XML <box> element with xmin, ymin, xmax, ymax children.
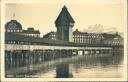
<box><xmin>6</xmin><ymin>53</ymin><xmax>124</xmax><ymax>78</ymax></box>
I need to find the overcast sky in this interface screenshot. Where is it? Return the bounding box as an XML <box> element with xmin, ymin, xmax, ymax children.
<box><xmin>5</xmin><ymin>0</ymin><xmax>125</xmax><ymax>36</ymax></box>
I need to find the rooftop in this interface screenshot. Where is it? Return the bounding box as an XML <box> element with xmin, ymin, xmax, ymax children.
<box><xmin>5</xmin><ymin>20</ymin><xmax>22</xmax><ymax>30</ymax></box>
<box><xmin>101</xmin><ymin>33</ymin><xmax>122</xmax><ymax>39</ymax></box>
<box><xmin>55</xmin><ymin>6</ymin><xmax>75</xmax><ymax>27</ymax></box>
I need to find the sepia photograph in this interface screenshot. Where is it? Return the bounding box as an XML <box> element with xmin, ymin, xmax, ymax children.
<box><xmin>1</xmin><ymin>0</ymin><xmax>127</xmax><ymax>81</ymax></box>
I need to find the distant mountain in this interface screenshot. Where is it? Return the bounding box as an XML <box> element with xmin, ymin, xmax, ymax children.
<box><xmin>83</xmin><ymin>24</ymin><xmax>119</xmax><ymax>34</ymax></box>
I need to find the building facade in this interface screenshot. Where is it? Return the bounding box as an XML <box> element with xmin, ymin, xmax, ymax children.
<box><xmin>43</xmin><ymin>29</ymin><xmax>123</xmax><ymax>46</ymax></box>
<box><xmin>43</xmin><ymin>31</ymin><xmax>56</xmax><ymax>40</ymax></box>
<box><xmin>5</xmin><ymin>20</ymin><xmax>40</xmax><ymax>37</ymax></box>
<box><xmin>73</xmin><ymin>29</ymin><xmax>104</xmax><ymax>45</ymax></box>
<box><xmin>102</xmin><ymin>33</ymin><xmax>123</xmax><ymax>46</ymax></box>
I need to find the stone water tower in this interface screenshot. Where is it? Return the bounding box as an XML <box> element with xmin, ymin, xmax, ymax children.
<box><xmin>55</xmin><ymin>6</ymin><xmax>75</xmax><ymax>42</ymax></box>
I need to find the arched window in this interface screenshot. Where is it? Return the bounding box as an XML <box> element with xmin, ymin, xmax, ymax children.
<box><xmin>17</xmin><ymin>41</ymin><xmax>19</xmax><ymax>44</ymax></box>
<box><xmin>10</xmin><ymin>30</ymin><xmax>13</xmax><ymax>32</ymax></box>
<box><xmin>7</xmin><ymin>30</ymin><xmax>10</xmax><ymax>32</ymax></box>
<box><xmin>11</xmin><ymin>41</ymin><xmax>13</xmax><ymax>44</ymax></box>
<box><xmin>17</xmin><ymin>30</ymin><xmax>19</xmax><ymax>32</ymax></box>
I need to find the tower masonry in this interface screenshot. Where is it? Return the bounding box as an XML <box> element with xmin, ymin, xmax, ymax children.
<box><xmin>55</xmin><ymin>6</ymin><xmax>75</xmax><ymax>42</ymax></box>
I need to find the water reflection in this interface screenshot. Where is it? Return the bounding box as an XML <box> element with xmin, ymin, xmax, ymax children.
<box><xmin>56</xmin><ymin>63</ymin><xmax>73</xmax><ymax>78</ymax></box>
<box><xmin>55</xmin><ymin>53</ymin><xmax>123</xmax><ymax>78</ymax></box>
<box><xmin>5</xmin><ymin>52</ymin><xmax>124</xmax><ymax>78</ymax></box>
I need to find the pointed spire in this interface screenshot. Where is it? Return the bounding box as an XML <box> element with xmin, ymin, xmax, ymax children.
<box><xmin>12</xmin><ymin>13</ymin><xmax>15</xmax><ymax>20</ymax></box>
<box><xmin>62</xmin><ymin>5</ymin><xmax>67</xmax><ymax>10</ymax></box>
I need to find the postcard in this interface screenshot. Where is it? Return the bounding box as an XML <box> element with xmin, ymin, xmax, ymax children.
<box><xmin>1</xmin><ymin>0</ymin><xmax>127</xmax><ymax>81</ymax></box>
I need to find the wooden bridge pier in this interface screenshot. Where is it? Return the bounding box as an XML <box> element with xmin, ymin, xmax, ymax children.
<box><xmin>5</xmin><ymin>46</ymin><xmax>122</xmax><ymax>69</ymax></box>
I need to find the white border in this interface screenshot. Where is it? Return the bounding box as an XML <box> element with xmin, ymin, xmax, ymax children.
<box><xmin>1</xmin><ymin>0</ymin><xmax>127</xmax><ymax>81</ymax></box>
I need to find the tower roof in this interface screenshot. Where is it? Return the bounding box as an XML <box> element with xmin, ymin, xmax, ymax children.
<box><xmin>55</xmin><ymin>6</ymin><xmax>75</xmax><ymax>27</ymax></box>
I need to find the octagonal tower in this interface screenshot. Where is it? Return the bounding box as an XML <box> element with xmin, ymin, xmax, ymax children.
<box><xmin>55</xmin><ymin>6</ymin><xmax>75</xmax><ymax>42</ymax></box>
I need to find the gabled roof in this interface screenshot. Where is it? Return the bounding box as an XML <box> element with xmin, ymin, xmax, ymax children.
<box><xmin>55</xmin><ymin>6</ymin><xmax>75</xmax><ymax>27</ymax></box>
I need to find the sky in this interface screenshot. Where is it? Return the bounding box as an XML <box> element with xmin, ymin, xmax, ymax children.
<box><xmin>5</xmin><ymin>0</ymin><xmax>126</xmax><ymax>37</ymax></box>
